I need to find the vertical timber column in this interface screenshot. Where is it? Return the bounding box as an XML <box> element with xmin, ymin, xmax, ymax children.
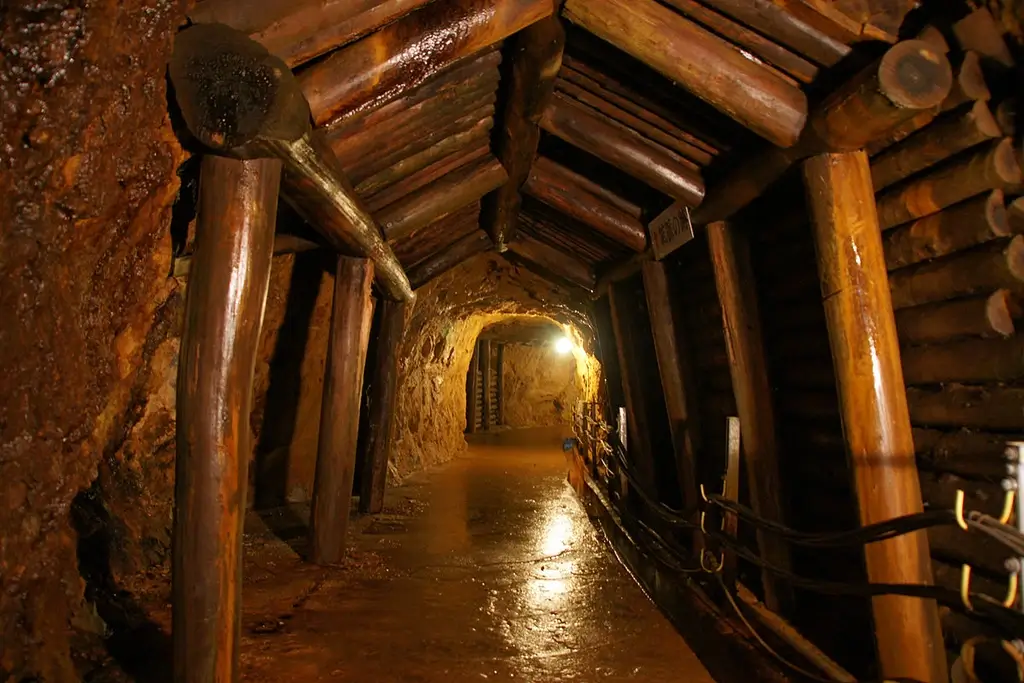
<box><xmin>310</xmin><ymin>256</ymin><xmax>375</xmax><ymax>565</ymax></box>
<box><xmin>173</xmin><ymin>155</ymin><xmax>281</xmax><ymax>683</ymax></box>
<box><xmin>641</xmin><ymin>261</ymin><xmax>701</xmax><ymax>512</ymax></box>
<box><xmin>358</xmin><ymin>300</ymin><xmax>408</xmax><ymax>514</ymax></box>
<box><xmin>480</xmin><ymin>339</ymin><xmax>493</xmax><ymax>431</ymax></box>
<box><xmin>467</xmin><ymin>343</ymin><xmax>480</xmax><ymax>433</ymax></box>
<box><xmin>803</xmin><ymin>151</ymin><xmax>947</xmax><ymax>683</ymax></box>
<box><xmin>707</xmin><ymin>221</ymin><xmax>790</xmax><ymax>612</ymax></box>
<box><xmin>496</xmin><ymin>343</ymin><xmax>505</xmax><ymax>426</ymax></box>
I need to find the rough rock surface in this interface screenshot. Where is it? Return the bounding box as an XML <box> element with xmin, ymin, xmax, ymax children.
<box><xmin>501</xmin><ymin>342</ymin><xmax>579</xmax><ymax>428</ymax></box>
<box><xmin>0</xmin><ymin>0</ymin><xmax>186</xmax><ymax>678</ymax></box>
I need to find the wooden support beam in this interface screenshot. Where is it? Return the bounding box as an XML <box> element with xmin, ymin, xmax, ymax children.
<box><xmin>357</xmin><ymin>299</ymin><xmax>407</xmax><ymax>514</ymax></box>
<box><xmin>541</xmin><ymin>93</ymin><xmax>704</xmax><ymax>206</ymax></box>
<box><xmin>173</xmin><ymin>156</ymin><xmax>282</xmax><ymax>683</ymax></box>
<box><xmin>902</xmin><ymin>335</ymin><xmax>1024</xmax><ymax>384</ymax></box>
<box><xmin>298</xmin><ymin>0</ymin><xmax>553</xmax><ymax>125</ymax></box>
<box><xmin>480</xmin><ymin>339</ymin><xmax>492</xmax><ymax>431</ymax></box>
<box><xmin>188</xmin><ymin>0</ymin><xmax>434</xmax><ymax>68</ymax></box>
<box><xmin>706</xmin><ymin>221</ymin><xmax>790</xmax><ymax>613</ymax></box>
<box><xmin>524</xmin><ymin>157</ymin><xmax>647</xmax><ymax>252</ymax></box>
<box><xmin>908</xmin><ymin>385</ymin><xmax>1024</xmax><ymax>431</ymax></box>
<box><xmin>482</xmin><ymin>16</ymin><xmax>564</xmax><ymax>250</ymax></box>
<box><xmin>640</xmin><ymin>262</ymin><xmax>701</xmax><ymax>515</ymax></box>
<box><xmin>693</xmin><ymin>39</ymin><xmax>952</xmax><ymax>226</ymax></box>
<box><xmin>895</xmin><ymin>290</ymin><xmax>1017</xmax><ymax>345</ymax></box>
<box><xmin>563</xmin><ymin>0</ymin><xmax>808</xmax><ymax>147</ymax></box>
<box><xmin>871</xmin><ymin>100</ymin><xmax>1002</xmax><ymax>191</ymax></box>
<box><xmin>802</xmin><ymin>150</ymin><xmax>947</xmax><ymax>683</ymax></box>
<box><xmin>883</xmin><ymin>190</ymin><xmax>1009</xmax><ymax>270</ymax></box>
<box><xmin>310</xmin><ymin>257</ymin><xmax>375</xmax><ymax>565</ymax></box>
<box><xmin>496</xmin><ymin>343</ymin><xmax>505</xmax><ymax>426</ymax></box>
<box><xmin>876</xmin><ymin>138</ymin><xmax>1021</xmax><ymax>230</ymax></box>
<box><xmin>378</xmin><ymin>155</ymin><xmax>508</xmax><ymax>241</ymax></box>
<box><xmin>506</xmin><ymin>233</ymin><xmax>597</xmax><ymax>291</ymax></box>
<box><xmin>889</xmin><ymin>236</ymin><xmax>1024</xmax><ymax>310</ymax></box>
<box><xmin>408</xmin><ymin>230</ymin><xmax>493</xmax><ymax>289</ymax></box>
<box><xmin>953</xmin><ymin>7</ymin><xmax>1014</xmax><ymax>69</ymax></box>
<box><xmin>392</xmin><ymin>203</ymin><xmax>480</xmax><ymax>269</ymax></box>
<box><xmin>365</xmin><ymin>144</ymin><xmax>490</xmax><ymax>213</ymax></box>
<box><xmin>467</xmin><ymin>343</ymin><xmax>480</xmax><ymax>433</ymax></box>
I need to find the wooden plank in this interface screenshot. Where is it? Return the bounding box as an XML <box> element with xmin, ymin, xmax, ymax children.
<box><xmin>310</xmin><ymin>257</ymin><xmax>375</xmax><ymax>565</ymax></box>
<box><xmin>173</xmin><ymin>156</ymin><xmax>281</xmax><ymax>683</ymax></box>
<box><xmin>707</xmin><ymin>221</ymin><xmax>790</xmax><ymax>613</ymax></box>
<box><xmin>802</xmin><ymin>150</ymin><xmax>946</xmax><ymax>683</ymax></box>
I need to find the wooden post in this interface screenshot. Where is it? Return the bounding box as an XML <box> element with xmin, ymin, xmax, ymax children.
<box><xmin>467</xmin><ymin>343</ymin><xmax>480</xmax><ymax>433</ymax></box>
<box><xmin>640</xmin><ymin>261</ymin><xmax>700</xmax><ymax>511</ymax></box>
<box><xmin>483</xmin><ymin>15</ymin><xmax>564</xmax><ymax>249</ymax></box>
<box><xmin>496</xmin><ymin>343</ymin><xmax>505</xmax><ymax>426</ymax></box>
<box><xmin>358</xmin><ymin>300</ymin><xmax>408</xmax><ymax>515</ymax></box>
<box><xmin>309</xmin><ymin>256</ymin><xmax>375</xmax><ymax>565</ymax></box>
<box><xmin>480</xmin><ymin>339</ymin><xmax>492</xmax><ymax>431</ymax></box>
<box><xmin>802</xmin><ymin>150</ymin><xmax>947</xmax><ymax>683</ymax></box>
<box><xmin>173</xmin><ymin>155</ymin><xmax>281</xmax><ymax>683</ymax></box>
<box><xmin>706</xmin><ymin>221</ymin><xmax>790</xmax><ymax>613</ymax></box>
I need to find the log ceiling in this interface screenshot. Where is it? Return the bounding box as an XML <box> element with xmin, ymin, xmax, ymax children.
<box><xmin>182</xmin><ymin>0</ymin><xmax>922</xmax><ymax>296</ymax></box>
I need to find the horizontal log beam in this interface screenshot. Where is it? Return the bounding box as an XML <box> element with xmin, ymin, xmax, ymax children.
<box><xmin>563</xmin><ymin>0</ymin><xmax>808</xmax><ymax>147</ymax></box>
<box><xmin>908</xmin><ymin>385</ymin><xmax>1024</xmax><ymax>431</ymax></box>
<box><xmin>541</xmin><ymin>93</ymin><xmax>704</xmax><ymax>206</ymax></box>
<box><xmin>392</xmin><ymin>203</ymin><xmax>480</xmax><ymax>269</ymax></box>
<box><xmin>298</xmin><ymin>0</ymin><xmax>553</xmax><ymax>125</ymax></box>
<box><xmin>876</xmin><ymin>138</ymin><xmax>1021</xmax><ymax>230</ymax></box>
<box><xmin>902</xmin><ymin>334</ymin><xmax>1024</xmax><ymax>384</ymax></box>
<box><xmin>365</xmin><ymin>144</ymin><xmax>490</xmax><ymax>213</ymax></box>
<box><xmin>895</xmin><ymin>290</ymin><xmax>1017</xmax><ymax>346</ymax></box>
<box><xmin>408</xmin><ymin>230</ymin><xmax>493</xmax><ymax>288</ymax></box>
<box><xmin>914</xmin><ymin>427</ymin><xmax>1016</xmax><ymax>480</ymax></box>
<box><xmin>507</xmin><ymin>234</ymin><xmax>597</xmax><ymax>290</ymax></box>
<box><xmin>523</xmin><ymin>157</ymin><xmax>647</xmax><ymax>252</ymax></box>
<box><xmin>378</xmin><ymin>155</ymin><xmax>507</xmax><ymax>241</ymax></box>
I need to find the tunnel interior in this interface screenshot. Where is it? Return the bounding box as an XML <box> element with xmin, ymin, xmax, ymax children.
<box><xmin>5</xmin><ymin>1</ymin><xmax>1024</xmax><ymax>682</ymax></box>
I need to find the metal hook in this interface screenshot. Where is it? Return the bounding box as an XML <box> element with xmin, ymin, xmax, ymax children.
<box><xmin>1004</xmin><ymin>572</ymin><xmax>1019</xmax><ymax>608</ymax></box>
<box><xmin>699</xmin><ymin>483</ymin><xmax>709</xmax><ymax>504</ymax></box>
<box><xmin>1000</xmin><ymin>488</ymin><xmax>1017</xmax><ymax>525</ymax></box>
<box><xmin>701</xmin><ymin>548</ymin><xmax>724</xmax><ymax>574</ymax></box>
<box><xmin>961</xmin><ymin>564</ymin><xmax>974</xmax><ymax>611</ymax></box>
<box><xmin>955</xmin><ymin>490</ymin><xmax>968</xmax><ymax>531</ymax></box>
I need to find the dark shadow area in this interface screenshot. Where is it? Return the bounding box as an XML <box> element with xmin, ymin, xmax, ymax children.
<box><xmin>70</xmin><ymin>485</ymin><xmax>172</xmax><ymax>683</ymax></box>
<box><xmin>252</xmin><ymin>249</ymin><xmax>327</xmax><ymax>510</ymax></box>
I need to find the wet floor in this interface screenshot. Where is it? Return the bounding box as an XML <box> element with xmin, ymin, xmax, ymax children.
<box><xmin>156</xmin><ymin>427</ymin><xmax>715</xmax><ymax>682</ymax></box>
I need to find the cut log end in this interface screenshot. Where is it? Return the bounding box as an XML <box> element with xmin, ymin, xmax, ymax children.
<box><xmin>987</xmin><ymin>189</ymin><xmax>1010</xmax><ymax>237</ymax></box>
<box><xmin>878</xmin><ymin>40</ymin><xmax>953</xmax><ymax>111</ymax></box>
<box><xmin>170</xmin><ymin>23</ymin><xmax>311</xmax><ymax>152</ymax></box>
<box><xmin>1008</xmin><ymin>235</ymin><xmax>1024</xmax><ymax>281</ymax></box>
<box><xmin>957</xmin><ymin>52</ymin><xmax>990</xmax><ymax>103</ymax></box>
<box><xmin>994</xmin><ymin>137</ymin><xmax>1023</xmax><ymax>185</ymax></box>
<box><xmin>987</xmin><ymin>290</ymin><xmax>1017</xmax><ymax>337</ymax></box>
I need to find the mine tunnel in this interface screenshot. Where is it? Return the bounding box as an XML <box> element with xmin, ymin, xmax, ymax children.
<box><xmin>7</xmin><ymin>0</ymin><xmax>1024</xmax><ymax>681</ymax></box>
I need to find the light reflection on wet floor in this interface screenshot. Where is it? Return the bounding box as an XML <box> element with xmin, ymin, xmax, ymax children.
<box><xmin>240</xmin><ymin>427</ymin><xmax>716</xmax><ymax>682</ymax></box>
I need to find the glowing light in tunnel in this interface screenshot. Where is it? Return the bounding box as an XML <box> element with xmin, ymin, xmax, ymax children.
<box><xmin>554</xmin><ymin>336</ymin><xmax>573</xmax><ymax>355</ymax></box>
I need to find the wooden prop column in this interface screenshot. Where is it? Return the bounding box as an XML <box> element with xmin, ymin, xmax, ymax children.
<box><xmin>358</xmin><ymin>300</ymin><xmax>408</xmax><ymax>515</ymax></box>
<box><xmin>484</xmin><ymin>15</ymin><xmax>565</xmax><ymax>249</ymax></box>
<box><xmin>310</xmin><ymin>257</ymin><xmax>376</xmax><ymax>565</ymax></box>
<box><xmin>173</xmin><ymin>156</ymin><xmax>282</xmax><ymax>683</ymax></box>
<box><xmin>803</xmin><ymin>151</ymin><xmax>946</xmax><ymax>683</ymax></box>
<box><xmin>496</xmin><ymin>343</ymin><xmax>506</xmax><ymax>426</ymax></box>
<box><xmin>467</xmin><ymin>343</ymin><xmax>481</xmax><ymax>433</ymax></box>
<box><xmin>706</xmin><ymin>221</ymin><xmax>790</xmax><ymax>612</ymax></box>
<box><xmin>480</xmin><ymin>339</ymin><xmax>493</xmax><ymax>431</ymax></box>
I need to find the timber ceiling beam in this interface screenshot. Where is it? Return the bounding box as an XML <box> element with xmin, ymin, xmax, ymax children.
<box><xmin>408</xmin><ymin>230</ymin><xmax>494</xmax><ymax>289</ymax></box>
<box><xmin>298</xmin><ymin>0</ymin><xmax>555</xmax><ymax>126</ymax></box>
<box><xmin>507</xmin><ymin>234</ymin><xmax>597</xmax><ymax>291</ymax></box>
<box><xmin>482</xmin><ymin>15</ymin><xmax>565</xmax><ymax>251</ymax></box>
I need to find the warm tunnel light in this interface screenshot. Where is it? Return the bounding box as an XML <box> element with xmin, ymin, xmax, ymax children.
<box><xmin>554</xmin><ymin>336</ymin><xmax>573</xmax><ymax>355</ymax></box>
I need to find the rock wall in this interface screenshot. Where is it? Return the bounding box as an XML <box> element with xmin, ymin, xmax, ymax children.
<box><xmin>0</xmin><ymin>1</ymin><xmax>186</xmax><ymax>678</ymax></box>
<box><xmin>501</xmin><ymin>343</ymin><xmax>578</xmax><ymax>428</ymax></box>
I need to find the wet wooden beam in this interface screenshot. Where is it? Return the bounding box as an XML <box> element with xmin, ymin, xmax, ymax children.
<box><xmin>524</xmin><ymin>157</ymin><xmax>647</xmax><ymax>252</ymax></box>
<box><xmin>908</xmin><ymin>385</ymin><xmax>1024</xmax><ymax>431</ymax></box>
<box><xmin>640</xmin><ymin>261</ymin><xmax>701</xmax><ymax>516</ymax></box>
<box><xmin>467</xmin><ymin>343</ymin><xmax>480</xmax><ymax>433</ymax></box>
<box><xmin>693</xmin><ymin>39</ymin><xmax>951</xmax><ymax>226</ymax></box>
<box><xmin>408</xmin><ymin>230</ymin><xmax>493</xmax><ymax>289</ymax></box>
<box><xmin>563</xmin><ymin>0</ymin><xmax>808</xmax><ymax>147</ymax></box>
<box><xmin>173</xmin><ymin>156</ymin><xmax>282</xmax><ymax>683</ymax></box>
<box><xmin>378</xmin><ymin>155</ymin><xmax>508</xmax><ymax>241</ymax></box>
<box><xmin>506</xmin><ymin>234</ymin><xmax>597</xmax><ymax>290</ymax></box>
<box><xmin>310</xmin><ymin>256</ymin><xmax>375</xmax><ymax>565</ymax></box>
<box><xmin>889</xmin><ymin>236</ymin><xmax>1024</xmax><ymax>309</ymax></box>
<box><xmin>902</xmin><ymin>335</ymin><xmax>1024</xmax><ymax>385</ymax></box>
<box><xmin>298</xmin><ymin>0</ymin><xmax>553</xmax><ymax>125</ymax></box>
<box><xmin>876</xmin><ymin>138</ymin><xmax>1021</xmax><ymax>230</ymax></box>
<box><xmin>365</xmin><ymin>144</ymin><xmax>490</xmax><ymax>213</ymax></box>
<box><xmin>482</xmin><ymin>16</ymin><xmax>564</xmax><ymax>250</ymax></box>
<box><xmin>871</xmin><ymin>100</ymin><xmax>1002</xmax><ymax>191</ymax></box>
<box><xmin>882</xmin><ymin>190</ymin><xmax>1009</xmax><ymax>270</ymax></box>
<box><xmin>188</xmin><ymin>0</ymin><xmax>434</xmax><ymax>67</ymax></box>
<box><xmin>480</xmin><ymin>339</ymin><xmax>493</xmax><ymax>431</ymax></box>
<box><xmin>541</xmin><ymin>93</ymin><xmax>704</xmax><ymax>206</ymax></box>
<box><xmin>358</xmin><ymin>299</ymin><xmax>408</xmax><ymax>514</ymax></box>
<box><xmin>802</xmin><ymin>150</ymin><xmax>946</xmax><ymax>683</ymax></box>
<box><xmin>895</xmin><ymin>290</ymin><xmax>1017</xmax><ymax>345</ymax></box>
<box><xmin>706</xmin><ymin>221</ymin><xmax>790</xmax><ymax>613</ymax></box>
<box><xmin>392</xmin><ymin>203</ymin><xmax>480</xmax><ymax>268</ymax></box>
